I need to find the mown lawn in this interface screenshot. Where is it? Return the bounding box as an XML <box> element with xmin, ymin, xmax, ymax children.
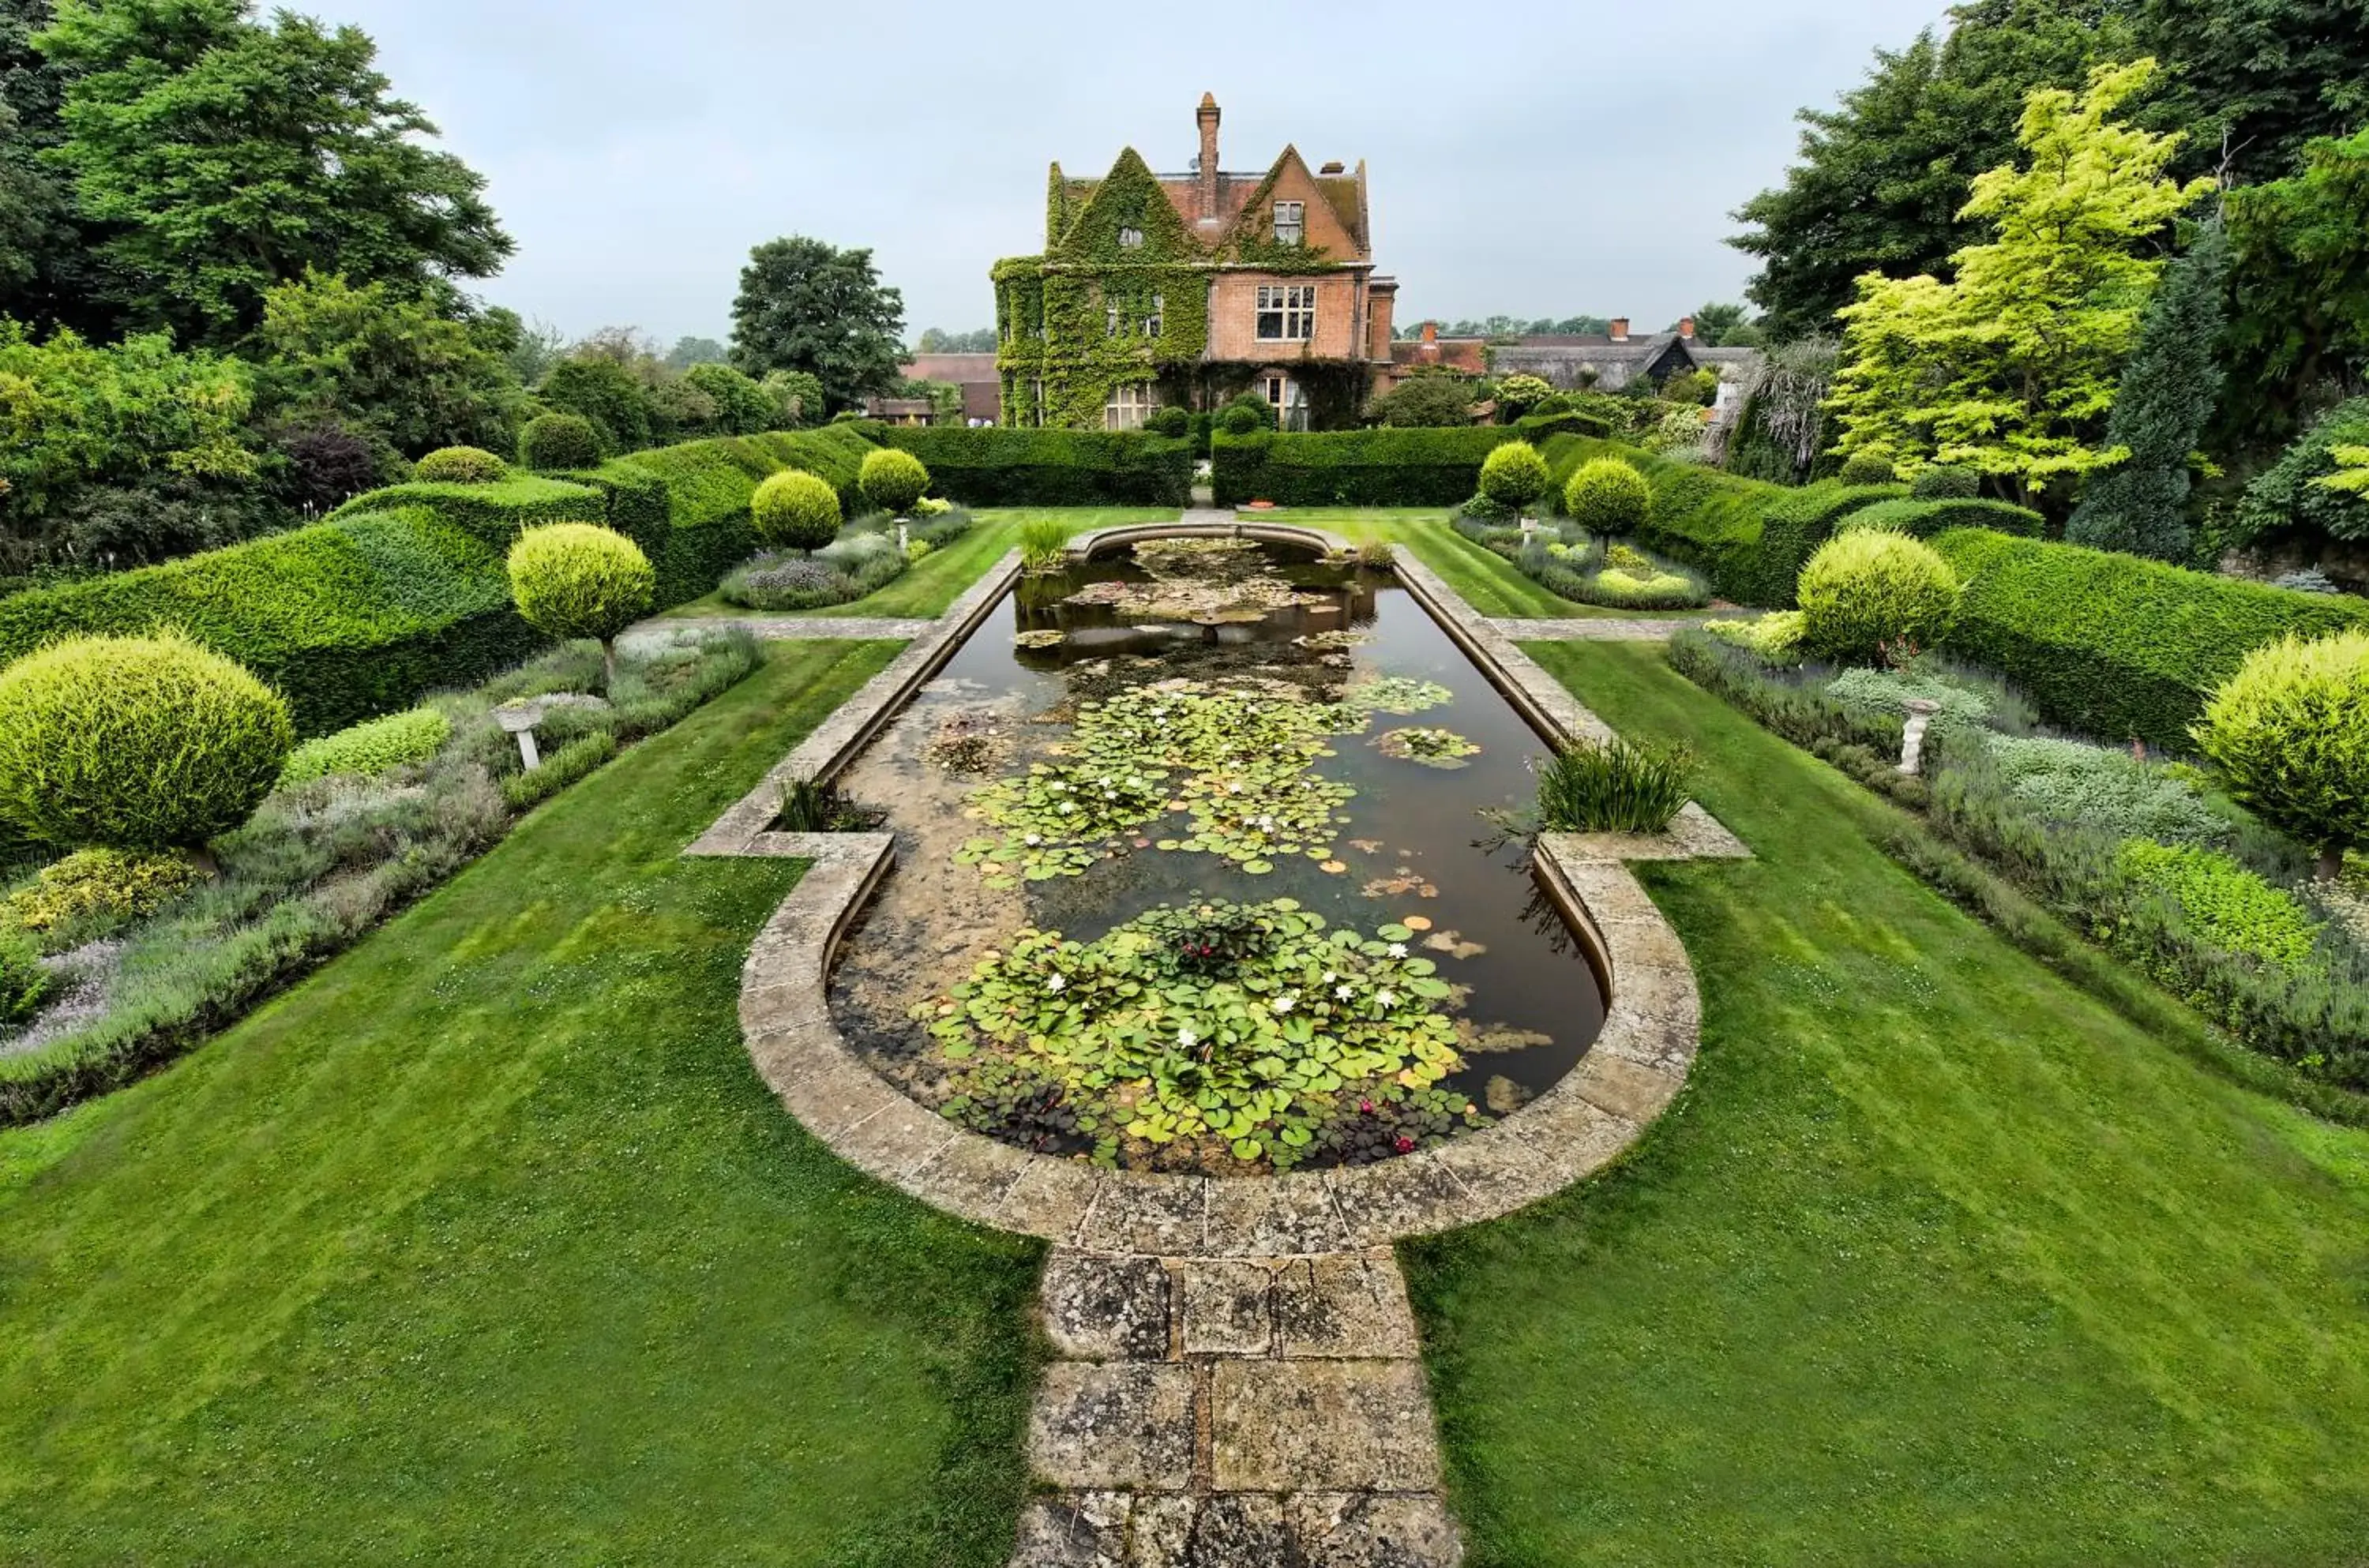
<box><xmin>1404</xmin><ymin>640</ymin><xmax>2369</xmax><ymax>1566</ymax></box>
<box><xmin>665</xmin><ymin>506</ymin><xmax>1179</xmax><ymax>621</ymax></box>
<box><xmin>0</xmin><ymin>642</ymin><xmax>1043</xmax><ymax>1567</ymax></box>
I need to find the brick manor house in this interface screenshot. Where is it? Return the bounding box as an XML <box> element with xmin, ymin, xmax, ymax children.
<box><xmin>992</xmin><ymin>94</ymin><xmax>1404</xmax><ymax>432</ymax></box>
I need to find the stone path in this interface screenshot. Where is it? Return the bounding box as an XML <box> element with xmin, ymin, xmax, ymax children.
<box><xmin>1492</xmin><ymin>615</ymin><xmax>1732</xmax><ymax>640</ymax></box>
<box><xmin>1015</xmin><ymin>1247</ymin><xmax>1459</xmax><ymax>1566</ymax></box>
<box><xmin>628</xmin><ymin>613</ymin><xmax>936</xmax><ymax>643</ymax></box>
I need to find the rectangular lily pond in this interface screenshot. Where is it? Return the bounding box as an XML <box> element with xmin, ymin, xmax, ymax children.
<box><xmin>825</xmin><ymin>535</ymin><xmax>1605</xmax><ymax>1174</ymax></box>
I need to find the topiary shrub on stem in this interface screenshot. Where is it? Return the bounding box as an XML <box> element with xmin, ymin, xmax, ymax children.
<box><xmin>519</xmin><ymin>413</ymin><xmax>603</xmax><ymax>471</ymax></box>
<box><xmin>751</xmin><ymin>468</ymin><xmax>843</xmax><ymax>550</ymax></box>
<box><xmin>1564</xmin><ymin>456</ymin><xmax>1651</xmax><ymax>535</ymax></box>
<box><xmin>858</xmin><ymin>447</ymin><xmax>931</xmax><ymax>516</ymax></box>
<box><xmin>414</xmin><ymin>445</ymin><xmax>510</xmax><ymax>484</ymax></box>
<box><xmin>506</xmin><ymin>523</ymin><xmax>656</xmax><ymax>691</ymax></box>
<box><xmin>1796</xmin><ymin>530</ymin><xmax>1961</xmax><ymax>665</ymax></box>
<box><xmin>1477</xmin><ymin>441</ymin><xmax>1550</xmax><ymax>515</ymax></box>
<box><xmin>0</xmin><ymin>632</ymin><xmax>294</xmax><ymax>862</ymax></box>
<box><xmin>2192</xmin><ymin>629</ymin><xmax>2369</xmax><ymax>880</ymax></box>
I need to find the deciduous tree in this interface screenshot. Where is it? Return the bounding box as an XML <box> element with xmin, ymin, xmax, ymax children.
<box><xmin>1826</xmin><ymin>59</ymin><xmax>2213</xmax><ymax>508</ymax></box>
<box><xmin>729</xmin><ymin>236</ymin><xmax>904</xmax><ymax>413</ymax></box>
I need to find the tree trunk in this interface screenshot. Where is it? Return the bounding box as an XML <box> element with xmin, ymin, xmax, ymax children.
<box><xmin>602</xmin><ymin>639</ymin><xmax>618</xmax><ymax>695</ymax></box>
<box><xmin>2317</xmin><ymin>844</ymin><xmax>2347</xmax><ymax>883</ymax></box>
<box><xmin>188</xmin><ymin>844</ymin><xmax>220</xmax><ymax>880</ymax></box>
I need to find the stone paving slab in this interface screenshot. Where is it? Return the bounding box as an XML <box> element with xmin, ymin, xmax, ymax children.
<box><xmin>1209</xmin><ymin>1360</ymin><xmax>1441</xmax><ymax>1492</ymax></box>
<box><xmin>1494</xmin><ymin>615</ymin><xmax>1748</xmax><ymax>640</ymax></box>
<box><xmin>627</xmin><ymin>613</ymin><xmax>938</xmax><ymax>642</ymax></box>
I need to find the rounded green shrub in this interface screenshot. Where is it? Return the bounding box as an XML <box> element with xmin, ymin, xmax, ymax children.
<box><xmin>858</xmin><ymin>447</ymin><xmax>932</xmax><ymax>516</ymax></box>
<box><xmin>507</xmin><ymin>523</ymin><xmax>656</xmax><ymax>686</ymax></box>
<box><xmin>0</xmin><ymin>632</ymin><xmax>294</xmax><ymax>851</ymax></box>
<box><xmin>1477</xmin><ymin>441</ymin><xmax>1551</xmax><ymax>511</ymax></box>
<box><xmin>751</xmin><ymin>468</ymin><xmax>843</xmax><ymax>549</ymax></box>
<box><xmin>519</xmin><ymin>412</ymin><xmax>602</xmax><ymax>471</ymax></box>
<box><xmin>1911</xmin><ymin>463</ymin><xmax>1980</xmax><ymax>500</ymax></box>
<box><xmin>1839</xmin><ymin>448</ymin><xmax>1899</xmax><ymax>486</ymax></box>
<box><xmin>1218</xmin><ymin>403</ymin><xmax>1267</xmax><ymax>436</ymax></box>
<box><xmin>280</xmin><ymin>706</ymin><xmax>452</xmax><ymax>787</ymax></box>
<box><xmin>1564</xmin><ymin>456</ymin><xmax>1651</xmax><ymax>534</ymax></box>
<box><xmin>414</xmin><ymin>445</ymin><xmax>509</xmax><ymax>485</ymax></box>
<box><xmin>1145</xmin><ymin>407</ymin><xmax>1191</xmax><ymax>438</ymax></box>
<box><xmin>2193</xmin><ymin>628</ymin><xmax>2369</xmax><ymax>879</ymax></box>
<box><xmin>1796</xmin><ymin>530</ymin><xmax>1961</xmax><ymax>665</ymax></box>
<box><xmin>2</xmin><ymin>846</ymin><xmax>201</xmax><ymax>937</ymax></box>
<box><xmin>0</xmin><ymin>927</ymin><xmax>51</xmax><ymax>1023</ymax></box>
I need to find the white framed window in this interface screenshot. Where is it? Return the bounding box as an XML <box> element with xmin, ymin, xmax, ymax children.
<box><xmin>1256</xmin><ymin>284</ymin><xmax>1315</xmax><ymax>342</ymax></box>
<box><xmin>1118</xmin><ymin>227</ymin><xmax>1144</xmax><ymax>249</ymax></box>
<box><xmin>1261</xmin><ymin>374</ymin><xmax>1311</xmax><ymax>432</ymax></box>
<box><xmin>1105</xmin><ymin>382</ymin><xmax>1155</xmax><ymax>431</ymax></box>
<box><xmin>1031</xmin><ymin>378</ymin><xmax>1046</xmax><ymax>428</ymax></box>
<box><xmin>1106</xmin><ymin>301</ymin><xmax>1121</xmax><ymax>337</ymax></box>
<box><xmin>1273</xmin><ymin>201</ymin><xmax>1304</xmax><ymax>246</ymax></box>
<box><xmin>1142</xmin><ymin>292</ymin><xmax>1164</xmax><ymax>337</ymax></box>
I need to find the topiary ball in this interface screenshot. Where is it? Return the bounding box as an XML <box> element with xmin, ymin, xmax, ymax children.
<box><xmin>506</xmin><ymin>523</ymin><xmax>656</xmax><ymax>647</ymax></box>
<box><xmin>519</xmin><ymin>413</ymin><xmax>602</xmax><ymax>472</ymax></box>
<box><xmin>1145</xmin><ymin>407</ymin><xmax>1191</xmax><ymax>438</ymax></box>
<box><xmin>2192</xmin><ymin>629</ymin><xmax>2369</xmax><ymax>877</ymax></box>
<box><xmin>414</xmin><ymin>445</ymin><xmax>510</xmax><ymax>485</ymax></box>
<box><xmin>1796</xmin><ymin>530</ymin><xmax>1961</xmax><ymax>665</ymax></box>
<box><xmin>1838</xmin><ymin>448</ymin><xmax>1898</xmax><ymax>486</ymax></box>
<box><xmin>858</xmin><ymin>447</ymin><xmax>931</xmax><ymax>516</ymax></box>
<box><xmin>1911</xmin><ymin>463</ymin><xmax>1979</xmax><ymax>500</ymax></box>
<box><xmin>0</xmin><ymin>632</ymin><xmax>294</xmax><ymax>852</ymax></box>
<box><xmin>1218</xmin><ymin>403</ymin><xmax>1266</xmax><ymax>437</ymax></box>
<box><xmin>1564</xmin><ymin>456</ymin><xmax>1652</xmax><ymax>534</ymax></box>
<box><xmin>1478</xmin><ymin>441</ymin><xmax>1551</xmax><ymax>510</ymax></box>
<box><xmin>753</xmin><ymin>468</ymin><xmax>843</xmax><ymax>549</ymax></box>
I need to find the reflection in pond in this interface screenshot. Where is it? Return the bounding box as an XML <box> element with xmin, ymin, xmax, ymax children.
<box><xmin>826</xmin><ymin>538</ymin><xmax>1606</xmax><ymax>1174</ymax></box>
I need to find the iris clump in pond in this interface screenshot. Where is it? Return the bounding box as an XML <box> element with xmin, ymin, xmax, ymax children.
<box><xmin>918</xmin><ymin>897</ymin><xmax>1483</xmax><ymax>1168</ymax></box>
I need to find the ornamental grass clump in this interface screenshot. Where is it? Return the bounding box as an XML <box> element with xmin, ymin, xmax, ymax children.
<box><xmin>1018</xmin><ymin>516</ymin><xmax>1072</xmax><ymax>574</ymax></box>
<box><xmin>0</xmin><ymin>926</ymin><xmax>51</xmax><ymax>1024</ymax></box>
<box><xmin>858</xmin><ymin>447</ymin><xmax>931</xmax><ymax>516</ymax></box>
<box><xmin>1477</xmin><ymin>440</ymin><xmax>1550</xmax><ymax>514</ymax></box>
<box><xmin>1535</xmin><ymin>735</ymin><xmax>1697</xmax><ymax>835</ymax></box>
<box><xmin>751</xmin><ymin>468</ymin><xmax>842</xmax><ymax>550</ymax></box>
<box><xmin>506</xmin><ymin>523</ymin><xmax>655</xmax><ymax>689</ymax></box>
<box><xmin>1564</xmin><ymin>456</ymin><xmax>1651</xmax><ymax>535</ymax></box>
<box><xmin>413</xmin><ymin>445</ymin><xmax>509</xmax><ymax>484</ymax></box>
<box><xmin>2192</xmin><ymin>629</ymin><xmax>2369</xmax><ymax>880</ymax></box>
<box><xmin>1796</xmin><ymin>530</ymin><xmax>1960</xmax><ymax>665</ymax></box>
<box><xmin>0</xmin><ymin>632</ymin><xmax>294</xmax><ymax>856</ymax></box>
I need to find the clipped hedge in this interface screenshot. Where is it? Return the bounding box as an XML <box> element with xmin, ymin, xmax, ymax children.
<box><xmin>1843</xmin><ymin>497</ymin><xmax>2047</xmax><ymax>540</ymax></box>
<box><xmin>1929</xmin><ymin>528</ymin><xmax>2369</xmax><ymax>749</ymax></box>
<box><xmin>327</xmin><ymin>475</ymin><xmax>601</xmax><ymax>553</ymax></box>
<box><xmin>877</xmin><ymin>426</ymin><xmax>1193</xmax><ymax>507</ymax></box>
<box><xmin>1212</xmin><ymin>428</ymin><xmax>1518</xmax><ymax>507</ymax></box>
<box><xmin>604</xmin><ymin>426</ymin><xmax>880</xmax><ymax>601</ymax></box>
<box><xmin>0</xmin><ymin>508</ymin><xmax>539</xmax><ymax>737</ymax></box>
<box><xmin>1754</xmin><ymin>482</ymin><xmax>1908</xmax><ymax>605</ymax></box>
<box><xmin>1513</xmin><ymin>408</ymin><xmax>1615</xmax><ymax>443</ymax></box>
<box><xmin>1541</xmin><ymin>436</ymin><xmax>1788</xmax><ymax>601</ymax></box>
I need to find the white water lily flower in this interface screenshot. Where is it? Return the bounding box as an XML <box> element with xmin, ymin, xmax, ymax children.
<box><xmin>1023</xmin><ymin>833</ymin><xmax>1042</xmax><ymax>846</ymax></box>
<box><xmin>1057</xmin><ymin>803</ymin><xmax>1074</xmax><ymax>814</ymax></box>
<box><xmin>1046</xmin><ymin>974</ymin><xmax>1066</xmax><ymax>992</ymax></box>
<box><xmin>1377</xmin><ymin>989</ymin><xmax>1397</xmax><ymax>1007</ymax></box>
<box><xmin>1387</xmin><ymin>943</ymin><xmax>1408</xmax><ymax>958</ymax></box>
<box><xmin>1177</xmin><ymin>1028</ymin><xmax>1197</xmax><ymax>1048</ymax></box>
<box><xmin>1272</xmin><ymin>994</ymin><xmax>1297</xmax><ymax>1015</ymax></box>
<box><xmin>1323</xmin><ymin>971</ymin><xmax>1337</xmax><ymax>984</ymax></box>
<box><xmin>1335</xmin><ymin>985</ymin><xmax>1354</xmax><ymax>1001</ymax></box>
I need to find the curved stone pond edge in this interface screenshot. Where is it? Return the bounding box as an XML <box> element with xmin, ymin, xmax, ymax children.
<box><xmin>687</xmin><ymin>520</ymin><xmax>1748</xmax><ymax>1247</ymax></box>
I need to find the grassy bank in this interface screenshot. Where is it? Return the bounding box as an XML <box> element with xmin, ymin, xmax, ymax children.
<box><xmin>1406</xmin><ymin>640</ymin><xmax>2369</xmax><ymax>1566</ymax></box>
<box><xmin>0</xmin><ymin>642</ymin><xmax>1043</xmax><ymax>1566</ymax></box>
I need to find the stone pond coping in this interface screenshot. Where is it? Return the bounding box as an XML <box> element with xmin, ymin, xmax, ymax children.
<box><xmin>686</xmin><ymin>517</ymin><xmax>1749</xmax><ymax>1245</ymax></box>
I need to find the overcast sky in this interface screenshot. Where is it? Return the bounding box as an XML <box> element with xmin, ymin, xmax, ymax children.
<box><xmin>330</xmin><ymin>0</ymin><xmax>1957</xmax><ymax>347</ymax></box>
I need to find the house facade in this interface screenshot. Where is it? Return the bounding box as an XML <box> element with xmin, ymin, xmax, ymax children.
<box><xmin>992</xmin><ymin>95</ymin><xmax>1398</xmax><ymax>431</ymax></box>
<box><xmin>1485</xmin><ymin>318</ymin><xmax>1763</xmax><ymax>392</ymax></box>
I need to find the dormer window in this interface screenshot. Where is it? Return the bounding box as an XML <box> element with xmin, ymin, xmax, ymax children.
<box><xmin>1273</xmin><ymin>201</ymin><xmax>1304</xmax><ymax>246</ymax></box>
<box><xmin>1118</xmin><ymin>227</ymin><xmax>1144</xmax><ymax>249</ymax></box>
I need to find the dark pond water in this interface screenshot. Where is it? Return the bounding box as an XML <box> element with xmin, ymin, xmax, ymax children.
<box><xmin>828</xmin><ymin>539</ymin><xmax>1605</xmax><ymax>1173</ymax></box>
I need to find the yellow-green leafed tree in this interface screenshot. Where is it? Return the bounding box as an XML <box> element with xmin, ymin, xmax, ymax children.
<box><xmin>1825</xmin><ymin>58</ymin><xmax>2214</xmax><ymax>508</ymax></box>
<box><xmin>2318</xmin><ymin>445</ymin><xmax>2369</xmax><ymax>497</ymax></box>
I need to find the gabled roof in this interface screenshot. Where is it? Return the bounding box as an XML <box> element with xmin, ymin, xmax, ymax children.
<box><xmin>1047</xmin><ymin>137</ymin><xmax>1371</xmax><ymax>260</ymax></box>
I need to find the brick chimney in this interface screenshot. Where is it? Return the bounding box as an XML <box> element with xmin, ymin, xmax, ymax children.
<box><xmin>1678</xmin><ymin>315</ymin><xmax>1695</xmax><ymax>340</ymax></box>
<box><xmin>1609</xmin><ymin>317</ymin><xmax>1630</xmax><ymax>343</ymax></box>
<box><xmin>1419</xmin><ymin>321</ymin><xmax>1440</xmax><ymax>364</ymax></box>
<box><xmin>1196</xmin><ymin>93</ymin><xmax>1221</xmax><ymax>223</ymax></box>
